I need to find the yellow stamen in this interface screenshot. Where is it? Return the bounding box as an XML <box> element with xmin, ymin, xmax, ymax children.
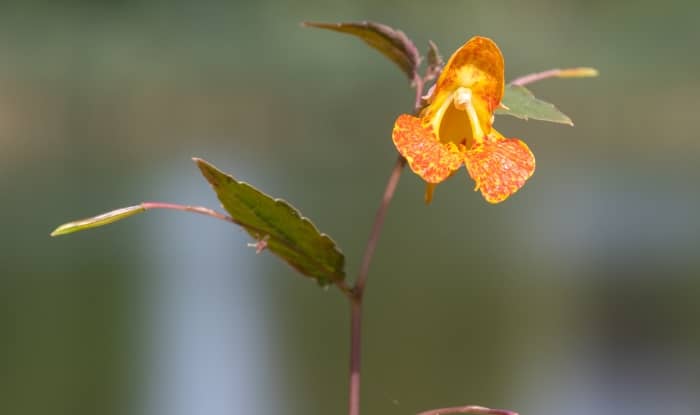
<box><xmin>453</xmin><ymin>87</ymin><xmax>485</xmax><ymax>144</ymax></box>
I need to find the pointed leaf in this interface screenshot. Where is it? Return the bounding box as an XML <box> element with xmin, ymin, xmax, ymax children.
<box><xmin>552</xmin><ymin>67</ymin><xmax>599</xmax><ymax>79</ymax></box>
<box><xmin>510</xmin><ymin>67</ymin><xmax>599</xmax><ymax>86</ymax></box>
<box><xmin>51</xmin><ymin>205</ymin><xmax>146</xmax><ymax>236</ymax></box>
<box><xmin>303</xmin><ymin>20</ymin><xmax>420</xmax><ymax>80</ymax></box>
<box><xmin>497</xmin><ymin>85</ymin><xmax>573</xmax><ymax>125</ymax></box>
<box><xmin>195</xmin><ymin>158</ymin><xmax>345</xmax><ymax>285</ymax></box>
<box><xmin>425</xmin><ymin>40</ymin><xmax>444</xmax><ymax>81</ymax></box>
<box><xmin>427</xmin><ymin>40</ymin><xmax>443</xmax><ymax>68</ymax></box>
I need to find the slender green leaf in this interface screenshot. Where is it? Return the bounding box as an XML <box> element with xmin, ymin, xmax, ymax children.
<box><xmin>195</xmin><ymin>158</ymin><xmax>345</xmax><ymax>285</ymax></box>
<box><xmin>510</xmin><ymin>67</ymin><xmax>599</xmax><ymax>86</ymax></box>
<box><xmin>51</xmin><ymin>205</ymin><xmax>146</xmax><ymax>236</ymax></box>
<box><xmin>497</xmin><ymin>85</ymin><xmax>573</xmax><ymax>125</ymax></box>
<box><xmin>303</xmin><ymin>20</ymin><xmax>420</xmax><ymax>80</ymax></box>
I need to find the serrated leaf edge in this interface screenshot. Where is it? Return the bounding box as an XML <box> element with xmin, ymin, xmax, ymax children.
<box><xmin>194</xmin><ymin>157</ymin><xmax>346</xmax><ymax>282</ymax></box>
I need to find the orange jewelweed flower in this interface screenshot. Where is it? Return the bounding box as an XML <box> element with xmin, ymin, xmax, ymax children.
<box><xmin>392</xmin><ymin>36</ymin><xmax>535</xmax><ymax>204</ymax></box>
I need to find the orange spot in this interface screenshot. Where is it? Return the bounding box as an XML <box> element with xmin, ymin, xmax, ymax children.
<box><xmin>389</xmin><ymin>37</ymin><xmax>538</xmax><ymax>205</ymax></box>
<box><xmin>464</xmin><ymin>133</ymin><xmax>535</xmax><ymax>203</ymax></box>
<box><xmin>392</xmin><ymin>114</ymin><xmax>463</xmax><ymax>184</ymax></box>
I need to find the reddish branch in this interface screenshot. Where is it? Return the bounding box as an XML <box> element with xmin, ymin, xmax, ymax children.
<box><xmin>346</xmin><ymin>70</ymin><xmax>426</xmax><ymax>415</ymax></box>
<box><xmin>417</xmin><ymin>405</ymin><xmax>519</xmax><ymax>415</ymax></box>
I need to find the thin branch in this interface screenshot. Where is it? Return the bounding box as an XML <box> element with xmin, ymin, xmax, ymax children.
<box><xmin>417</xmin><ymin>405</ymin><xmax>519</xmax><ymax>415</ymax></box>
<box><xmin>509</xmin><ymin>67</ymin><xmax>598</xmax><ymax>86</ymax></box>
<box><xmin>413</xmin><ymin>72</ymin><xmax>426</xmax><ymax>112</ymax></box>
<box><xmin>348</xmin><ymin>300</ymin><xmax>362</xmax><ymax>415</ymax></box>
<box><xmin>141</xmin><ymin>201</ymin><xmax>235</xmax><ymax>223</ymax></box>
<box><xmin>335</xmin><ymin>280</ymin><xmax>355</xmax><ymax>299</ymax></box>
<box><xmin>353</xmin><ymin>70</ymin><xmax>424</xmax><ymax>300</ymax></box>
<box><xmin>141</xmin><ymin>202</ymin><xmax>350</xmax><ymax>293</ymax></box>
<box><xmin>346</xmin><ymin>69</ymin><xmax>421</xmax><ymax>415</ymax></box>
<box><xmin>347</xmin><ymin>154</ymin><xmax>405</xmax><ymax>415</ymax></box>
<box><xmin>510</xmin><ymin>69</ymin><xmax>561</xmax><ymax>86</ymax></box>
<box><xmin>353</xmin><ymin>154</ymin><xmax>406</xmax><ymax>299</ymax></box>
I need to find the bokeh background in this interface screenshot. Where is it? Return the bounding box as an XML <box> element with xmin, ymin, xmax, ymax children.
<box><xmin>2</xmin><ymin>1</ymin><xmax>699</xmax><ymax>414</ymax></box>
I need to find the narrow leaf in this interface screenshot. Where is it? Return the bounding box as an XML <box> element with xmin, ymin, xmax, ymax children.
<box><xmin>510</xmin><ymin>67</ymin><xmax>599</xmax><ymax>86</ymax></box>
<box><xmin>555</xmin><ymin>67</ymin><xmax>599</xmax><ymax>79</ymax></box>
<box><xmin>497</xmin><ymin>85</ymin><xmax>573</xmax><ymax>125</ymax></box>
<box><xmin>194</xmin><ymin>158</ymin><xmax>345</xmax><ymax>285</ymax></box>
<box><xmin>425</xmin><ymin>40</ymin><xmax>444</xmax><ymax>81</ymax></box>
<box><xmin>426</xmin><ymin>40</ymin><xmax>443</xmax><ymax>68</ymax></box>
<box><xmin>51</xmin><ymin>205</ymin><xmax>145</xmax><ymax>236</ymax></box>
<box><xmin>302</xmin><ymin>20</ymin><xmax>420</xmax><ymax>80</ymax></box>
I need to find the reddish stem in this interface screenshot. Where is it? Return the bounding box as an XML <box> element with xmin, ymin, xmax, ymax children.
<box><xmin>347</xmin><ymin>155</ymin><xmax>405</xmax><ymax>415</ymax></box>
<box><xmin>346</xmin><ymin>70</ymin><xmax>423</xmax><ymax>415</ymax></box>
<box><xmin>141</xmin><ymin>201</ymin><xmax>353</xmax><ymax>297</ymax></box>
<box><xmin>141</xmin><ymin>202</ymin><xmax>234</xmax><ymax>223</ymax></box>
<box><xmin>509</xmin><ymin>67</ymin><xmax>597</xmax><ymax>87</ymax></box>
<box><xmin>417</xmin><ymin>405</ymin><xmax>519</xmax><ymax>415</ymax></box>
<box><xmin>413</xmin><ymin>73</ymin><xmax>425</xmax><ymax>112</ymax></box>
<box><xmin>348</xmin><ymin>300</ymin><xmax>362</xmax><ymax>415</ymax></box>
<box><xmin>353</xmin><ymin>155</ymin><xmax>406</xmax><ymax>299</ymax></box>
<box><xmin>509</xmin><ymin>69</ymin><xmax>562</xmax><ymax>86</ymax></box>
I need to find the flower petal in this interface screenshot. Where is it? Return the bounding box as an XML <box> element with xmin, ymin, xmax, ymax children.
<box><xmin>464</xmin><ymin>132</ymin><xmax>535</xmax><ymax>203</ymax></box>
<box><xmin>392</xmin><ymin>114</ymin><xmax>463</xmax><ymax>184</ymax></box>
<box><xmin>443</xmin><ymin>36</ymin><xmax>504</xmax><ymax>109</ymax></box>
<box><xmin>428</xmin><ymin>36</ymin><xmax>505</xmax><ymax>138</ymax></box>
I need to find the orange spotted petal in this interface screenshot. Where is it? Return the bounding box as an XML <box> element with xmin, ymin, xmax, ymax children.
<box><xmin>392</xmin><ymin>114</ymin><xmax>463</xmax><ymax>184</ymax></box>
<box><xmin>464</xmin><ymin>132</ymin><xmax>535</xmax><ymax>203</ymax></box>
<box><xmin>430</xmin><ymin>36</ymin><xmax>505</xmax><ymax>136</ymax></box>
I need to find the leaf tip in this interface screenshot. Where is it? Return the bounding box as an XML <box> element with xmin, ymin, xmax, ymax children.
<box><xmin>301</xmin><ymin>21</ymin><xmax>332</xmax><ymax>30</ymax></box>
<box><xmin>50</xmin><ymin>225</ymin><xmax>70</xmax><ymax>237</ymax></box>
<box><xmin>301</xmin><ymin>20</ymin><xmax>419</xmax><ymax>81</ymax></box>
<box><xmin>558</xmin><ymin>67</ymin><xmax>599</xmax><ymax>79</ymax></box>
<box><xmin>560</xmin><ymin>112</ymin><xmax>574</xmax><ymax>126</ymax></box>
<box><xmin>51</xmin><ymin>205</ymin><xmax>145</xmax><ymax>237</ymax></box>
<box><xmin>193</xmin><ymin>157</ymin><xmax>223</xmax><ymax>187</ymax></box>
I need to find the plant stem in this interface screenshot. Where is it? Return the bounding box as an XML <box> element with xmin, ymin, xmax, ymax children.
<box><xmin>348</xmin><ymin>299</ymin><xmax>362</xmax><ymax>415</ymax></box>
<box><xmin>353</xmin><ymin>155</ymin><xmax>407</xmax><ymax>299</ymax></box>
<box><xmin>509</xmin><ymin>69</ymin><xmax>562</xmax><ymax>86</ymax></box>
<box><xmin>416</xmin><ymin>405</ymin><xmax>519</xmax><ymax>415</ymax></box>
<box><xmin>335</xmin><ymin>280</ymin><xmax>355</xmax><ymax>299</ymax></box>
<box><xmin>141</xmin><ymin>202</ymin><xmax>351</xmax><ymax>288</ymax></box>
<box><xmin>413</xmin><ymin>74</ymin><xmax>425</xmax><ymax>112</ymax></box>
<box><xmin>509</xmin><ymin>67</ymin><xmax>598</xmax><ymax>86</ymax></box>
<box><xmin>347</xmin><ymin>155</ymin><xmax>405</xmax><ymax>415</ymax></box>
<box><xmin>354</xmin><ymin>71</ymin><xmax>423</xmax><ymax>299</ymax></box>
<box><xmin>346</xmin><ymin>70</ymin><xmax>426</xmax><ymax>415</ymax></box>
<box><xmin>141</xmin><ymin>202</ymin><xmax>235</xmax><ymax>223</ymax></box>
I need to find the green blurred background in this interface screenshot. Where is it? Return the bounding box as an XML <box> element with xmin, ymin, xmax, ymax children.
<box><xmin>2</xmin><ymin>1</ymin><xmax>699</xmax><ymax>414</ymax></box>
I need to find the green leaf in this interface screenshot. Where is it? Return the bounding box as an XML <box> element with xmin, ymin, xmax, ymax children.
<box><xmin>51</xmin><ymin>205</ymin><xmax>146</xmax><ymax>236</ymax></box>
<box><xmin>195</xmin><ymin>158</ymin><xmax>345</xmax><ymax>285</ymax></box>
<box><xmin>497</xmin><ymin>85</ymin><xmax>573</xmax><ymax>126</ymax></box>
<box><xmin>303</xmin><ymin>20</ymin><xmax>420</xmax><ymax>81</ymax></box>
